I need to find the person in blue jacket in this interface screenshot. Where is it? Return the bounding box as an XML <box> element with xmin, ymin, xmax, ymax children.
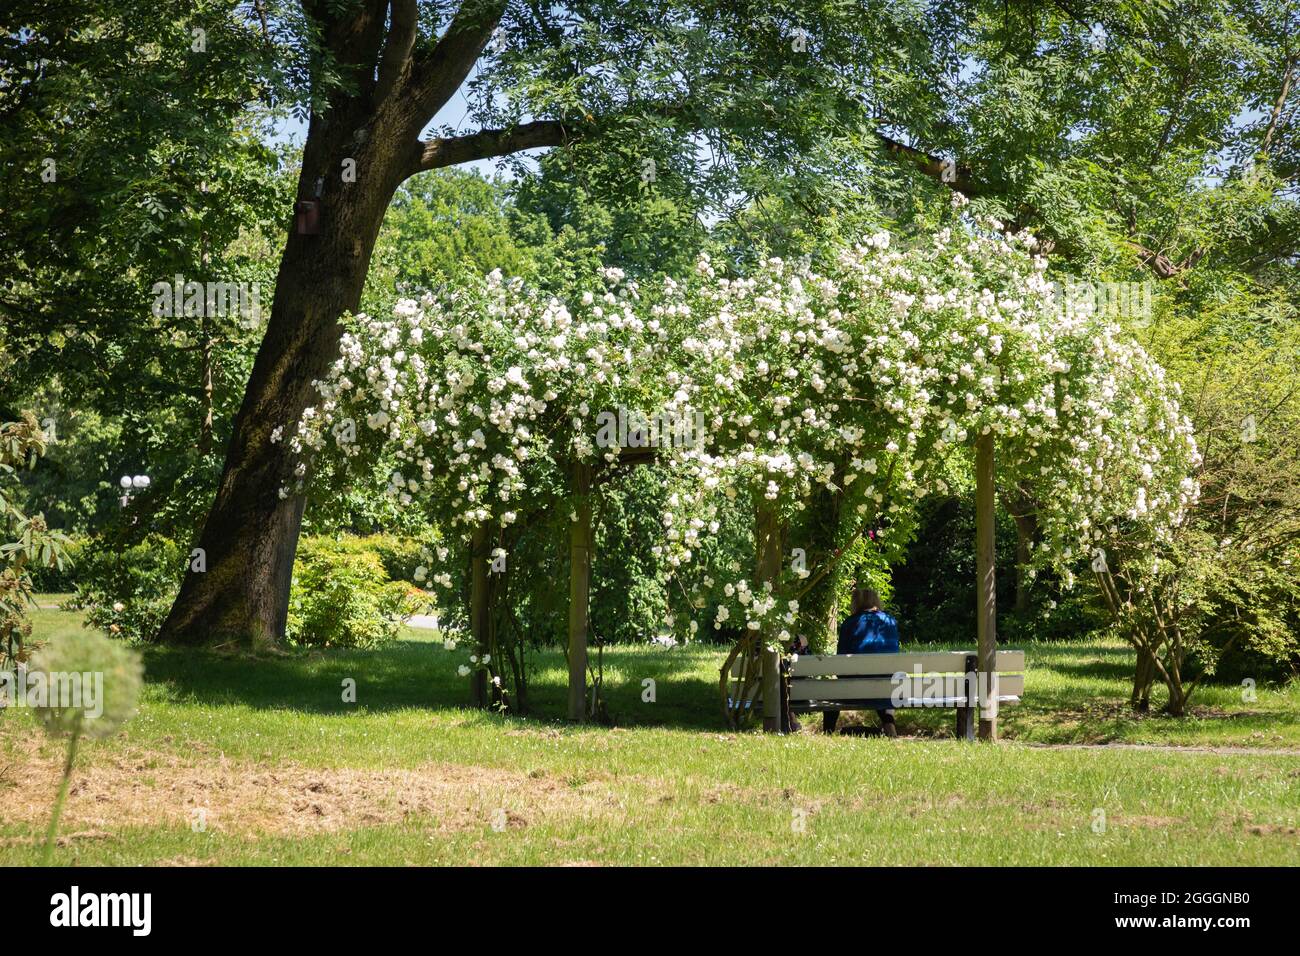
<box><xmin>824</xmin><ymin>587</ymin><xmax>899</xmax><ymax>737</ymax></box>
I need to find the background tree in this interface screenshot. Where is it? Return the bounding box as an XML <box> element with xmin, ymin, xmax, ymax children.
<box><xmin>1093</xmin><ymin>295</ymin><xmax>1300</xmax><ymax>714</ymax></box>
<box><xmin>0</xmin><ymin>1</ymin><xmax>292</xmax><ymax>543</ymax></box>
<box><xmin>0</xmin><ymin>413</ymin><xmax>70</xmax><ymax>665</ymax></box>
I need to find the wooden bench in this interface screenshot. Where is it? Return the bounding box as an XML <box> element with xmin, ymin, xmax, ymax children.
<box><xmin>785</xmin><ymin>650</ymin><xmax>1025</xmax><ymax>740</ymax></box>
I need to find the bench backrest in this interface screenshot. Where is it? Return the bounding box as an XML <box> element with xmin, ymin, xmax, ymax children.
<box><xmin>786</xmin><ymin>650</ymin><xmax>1025</xmax><ymax>706</ymax></box>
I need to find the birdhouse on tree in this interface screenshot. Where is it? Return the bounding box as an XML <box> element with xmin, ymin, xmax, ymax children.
<box><xmin>295</xmin><ymin>200</ymin><xmax>319</xmax><ymax>235</ymax></box>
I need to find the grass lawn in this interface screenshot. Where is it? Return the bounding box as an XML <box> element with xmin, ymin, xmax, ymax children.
<box><xmin>2</xmin><ymin>597</ymin><xmax>1297</xmax><ymax>865</ymax></box>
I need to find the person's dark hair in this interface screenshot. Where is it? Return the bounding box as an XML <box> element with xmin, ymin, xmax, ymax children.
<box><xmin>850</xmin><ymin>587</ymin><xmax>881</xmax><ymax>615</ymax></box>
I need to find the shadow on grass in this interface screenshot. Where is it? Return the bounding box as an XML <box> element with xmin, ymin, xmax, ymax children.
<box><xmin>140</xmin><ymin>637</ymin><xmax>732</xmax><ymax>731</ymax></box>
<box><xmin>139</xmin><ymin>635</ymin><xmax>1290</xmax><ymax>741</ymax></box>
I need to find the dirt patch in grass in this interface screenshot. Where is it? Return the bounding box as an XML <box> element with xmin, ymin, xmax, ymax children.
<box><xmin>1113</xmin><ymin>814</ymin><xmax>1182</xmax><ymax>829</ymax></box>
<box><xmin>4</xmin><ymin>738</ymin><xmax>611</xmax><ymax>838</ymax></box>
<box><xmin>1243</xmin><ymin>822</ymin><xmax>1299</xmax><ymax>837</ymax></box>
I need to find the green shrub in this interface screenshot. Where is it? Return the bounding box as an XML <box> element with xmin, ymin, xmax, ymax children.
<box><xmin>354</xmin><ymin>533</ymin><xmax>427</xmax><ymax>584</ymax></box>
<box><xmin>287</xmin><ymin>537</ymin><xmax>418</xmax><ymax>649</ymax></box>
<box><xmin>298</xmin><ymin>533</ymin><xmax>430</xmax><ymax>584</ymax></box>
<box><xmin>75</xmin><ymin>535</ymin><xmax>184</xmax><ymax>643</ymax></box>
<box><xmin>28</xmin><ymin>535</ymin><xmax>85</xmax><ymax>592</ymax></box>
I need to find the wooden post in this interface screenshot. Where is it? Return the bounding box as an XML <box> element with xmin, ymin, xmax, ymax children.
<box><xmin>975</xmin><ymin>432</ymin><xmax>998</xmax><ymax>741</ymax></box>
<box><xmin>955</xmin><ymin>653</ymin><xmax>977</xmax><ymax>741</ymax></box>
<box><xmin>469</xmin><ymin>523</ymin><xmax>490</xmax><ymax>708</ymax></box>
<box><xmin>755</xmin><ymin>495</ymin><xmax>783</xmax><ymax>733</ymax></box>
<box><xmin>567</xmin><ymin>461</ymin><xmax>593</xmax><ymax>722</ymax></box>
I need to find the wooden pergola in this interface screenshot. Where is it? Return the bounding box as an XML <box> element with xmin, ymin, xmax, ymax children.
<box><xmin>465</xmin><ymin>436</ymin><xmax>1002</xmax><ymax>741</ymax></box>
<box><xmin>736</xmin><ymin>432</ymin><xmax>1002</xmax><ymax>740</ymax></box>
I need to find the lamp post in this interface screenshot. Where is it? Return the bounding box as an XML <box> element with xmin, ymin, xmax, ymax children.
<box><xmin>118</xmin><ymin>474</ymin><xmax>150</xmax><ymax>509</ymax></box>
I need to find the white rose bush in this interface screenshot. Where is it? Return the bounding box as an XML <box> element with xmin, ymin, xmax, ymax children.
<box><xmin>280</xmin><ymin>265</ymin><xmax>722</xmax><ymax>706</ymax></box>
<box><xmin>281</xmin><ymin>197</ymin><xmax>1199</xmax><ymax>726</ymax></box>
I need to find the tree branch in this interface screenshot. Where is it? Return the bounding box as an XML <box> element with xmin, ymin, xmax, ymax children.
<box><xmin>303</xmin><ymin>0</ymin><xmax>388</xmax><ymax>83</ymax></box>
<box><xmin>374</xmin><ymin>0</ymin><xmax>420</xmax><ymax>105</ymax></box>
<box><xmin>1262</xmin><ymin>54</ymin><xmax>1296</xmax><ymax>156</ymax></box>
<box><xmin>875</xmin><ymin>132</ymin><xmax>986</xmax><ymax>196</ymax></box>
<box><xmin>406</xmin><ymin>0</ymin><xmax>508</xmax><ymax>122</ymax></box>
<box><xmin>874</xmin><ymin>127</ymin><xmax>1207</xmax><ymax>280</ymax></box>
<box><xmin>1126</xmin><ymin>240</ymin><xmax>1204</xmax><ymax>279</ymax></box>
<box><xmin>412</xmin><ymin>119</ymin><xmax>574</xmax><ymax>174</ymax></box>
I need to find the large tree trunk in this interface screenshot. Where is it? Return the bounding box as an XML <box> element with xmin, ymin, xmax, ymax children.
<box><xmin>158</xmin><ymin>99</ymin><xmax>414</xmax><ymax>647</ymax></box>
<box><xmin>155</xmin><ymin>2</ymin><xmax>543</xmax><ymax>648</ymax></box>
